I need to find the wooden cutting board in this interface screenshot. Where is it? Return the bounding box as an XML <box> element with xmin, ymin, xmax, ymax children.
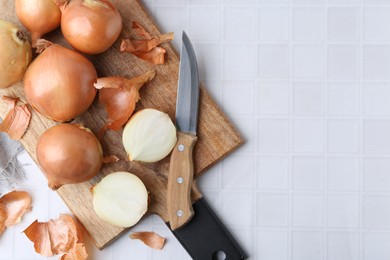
<box><xmin>0</xmin><ymin>0</ymin><xmax>243</xmax><ymax>249</ymax></box>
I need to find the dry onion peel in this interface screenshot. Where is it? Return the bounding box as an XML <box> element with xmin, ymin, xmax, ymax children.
<box><xmin>0</xmin><ymin>190</ymin><xmax>32</xmax><ymax>235</ymax></box>
<box><xmin>60</xmin><ymin>243</ymin><xmax>88</xmax><ymax>260</ymax></box>
<box><xmin>123</xmin><ymin>109</ymin><xmax>177</xmax><ymax>163</ymax></box>
<box><xmin>15</xmin><ymin>0</ymin><xmax>61</xmax><ymax>47</ymax></box>
<box><xmin>120</xmin><ymin>22</ymin><xmax>173</xmax><ymax>64</ymax></box>
<box><xmin>130</xmin><ymin>231</ymin><xmax>166</xmax><ymax>250</ymax></box>
<box><xmin>0</xmin><ymin>96</ymin><xmax>31</xmax><ymax>140</ymax></box>
<box><xmin>23</xmin><ymin>214</ymin><xmax>86</xmax><ymax>258</ymax></box>
<box><xmin>92</xmin><ymin>172</ymin><xmax>148</xmax><ymax>227</ymax></box>
<box><xmin>55</xmin><ymin>0</ymin><xmax>122</xmax><ymax>54</ymax></box>
<box><xmin>95</xmin><ymin>70</ymin><xmax>155</xmax><ymax>134</ymax></box>
<box><xmin>36</xmin><ymin>124</ymin><xmax>103</xmax><ymax>190</ymax></box>
<box><xmin>0</xmin><ymin>19</ymin><xmax>32</xmax><ymax>89</ymax></box>
<box><xmin>102</xmin><ymin>155</ymin><xmax>120</xmax><ymax>164</ymax></box>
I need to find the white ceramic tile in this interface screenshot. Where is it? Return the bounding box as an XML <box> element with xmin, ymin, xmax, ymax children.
<box><xmin>293</xmin><ymin>81</ymin><xmax>324</xmax><ymax>116</ymax></box>
<box><xmin>229</xmin><ymin>227</ymin><xmax>254</xmax><ymax>259</ymax></box>
<box><xmin>293</xmin><ymin>7</ymin><xmax>325</xmax><ymax>42</ymax></box>
<box><xmin>292</xmin><ymin>194</ymin><xmax>323</xmax><ymax>227</ymax></box>
<box><xmin>293</xmin><ymin>45</ymin><xmax>325</xmax><ymax>79</ymax></box>
<box><xmin>155</xmin><ymin>7</ymin><xmax>186</xmax><ymax>40</ymax></box>
<box><xmin>222</xmin><ymin>80</ymin><xmax>255</xmax><ymax>115</ymax></box>
<box><xmin>363</xmin><ymin>8</ymin><xmax>390</xmax><ymax>42</ymax></box>
<box><xmin>224</xmin><ymin>7</ymin><xmax>256</xmax><ymax>41</ymax></box>
<box><xmin>363</xmin><ymin>157</ymin><xmax>390</xmax><ymax>191</ymax></box>
<box><xmin>221</xmin><ymin>191</ymin><xmax>253</xmax><ymax>226</ymax></box>
<box><xmin>198</xmin><ymin>163</ymin><xmax>220</xmax><ymax>189</ymax></box>
<box><xmin>327</xmin><ymin>82</ymin><xmax>359</xmax><ymax>116</ymax></box>
<box><xmin>328</xmin><ymin>7</ymin><xmax>359</xmax><ymax>42</ymax></box>
<box><xmin>327</xmin><ymin>45</ymin><xmax>359</xmax><ymax>79</ymax></box>
<box><xmin>188</xmin><ymin>7</ymin><xmax>221</xmax><ymax>41</ymax></box>
<box><xmin>327</xmin><ymin>194</ymin><xmax>359</xmax><ymax>227</ymax></box>
<box><xmin>329</xmin><ymin>0</ymin><xmax>361</xmax><ymax>4</ymax></box>
<box><xmin>259</xmin><ymin>0</ymin><xmax>291</xmax><ymax>4</ymax></box>
<box><xmin>258</xmin><ymin>7</ymin><xmax>290</xmax><ymax>42</ymax></box>
<box><xmin>363</xmin><ymin>232</ymin><xmax>390</xmax><ymax>260</ymax></box>
<box><xmin>363</xmin><ymin>195</ymin><xmax>390</xmax><ymax>228</ymax></box>
<box><xmin>224</xmin><ymin>44</ymin><xmax>256</xmax><ymax>79</ymax></box>
<box><xmin>225</xmin><ymin>0</ymin><xmax>255</xmax><ymax>4</ymax></box>
<box><xmin>0</xmin><ymin>228</ymin><xmax>13</xmax><ymax>260</ymax></box>
<box><xmin>257</xmin><ymin>193</ymin><xmax>288</xmax><ymax>226</ymax></box>
<box><xmin>258</xmin><ymin>119</ymin><xmax>290</xmax><ymax>152</ymax></box>
<box><xmin>364</xmin><ymin>0</ymin><xmax>390</xmax><ymax>3</ymax></box>
<box><xmin>292</xmin><ymin>231</ymin><xmax>323</xmax><ymax>260</ymax></box>
<box><xmin>363</xmin><ymin>120</ymin><xmax>390</xmax><ymax>154</ymax></box>
<box><xmin>256</xmin><ymin>230</ymin><xmax>288</xmax><ymax>260</ymax></box>
<box><xmin>327</xmin><ymin>119</ymin><xmax>359</xmax><ymax>153</ymax></box>
<box><xmin>327</xmin><ymin>157</ymin><xmax>359</xmax><ymax>191</ymax></box>
<box><xmin>294</xmin><ymin>0</ymin><xmax>326</xmax><ymax>4</ymax></box>
<box><xmin>193</xmin><ymin>43</ymin><xmax>221</xmax><ymax>80</ymax></box>
<box><xmin>293</xmin><ymin>156</ymin><xmax>323</xmax><ymax>190</ymax></box>
<box><xmin>327</xmin><ymin>232</ymin><xmax>359</xmax><ymax>260</ymax></box>
<box><xmin>233</xmin><ymin>116</ymin><xmax>256</xmax><ymax>152</ymax></box>
<box><xmin>258</xmin><ymin>156</ymin><xmax>289</xmax><ymax>190</ymax></box>
<box><xmin>258</xmin><ymin>81</ymin><xmax>290</xmax><ymax>115</ymax></box>
<box><xmin>222</xmin><ymin>154</ymin><xmax>255</xmax><ymax>189</ymax></box>
<box><xmin>363</xmin><ymin>45</ymin><xmax>390</xmax><ymax>80</ymax></box>
<box><xmin>363</xmin><ymin>82</ymin><xmax>390</xmax><ymax>116</ymax></box>
<box><xmin>293</xmin><ymin>119</ymin><xmax>324</xmax><ymax>153</ymax></box>
<box><xmin>258</xmin><ymin>44</ymin><xmax>290</xmax><ymax>79</ymax></box>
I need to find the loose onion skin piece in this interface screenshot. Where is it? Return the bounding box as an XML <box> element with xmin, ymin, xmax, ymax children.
<box><xmin>57</xmin><ymin>0</ymin><xmax>122</xmax><ymax>54</ymax></box>
<box><xmin>15</xmin><ymin>0</ymin><xmax>61</xmax><ymax>47</ymax></box>
<box><xmin>36</xmin><ymin>124</ymin><xmax>103</xmax><ymax>190</ymax></box>
<box><xmin>0</xmin><ymin>19</ymin><xmax>32</xmax><ymax>89</ymax></box>
<box><xmin>24</xmin><ymin>41</ymin><xmax>97</xmax><ymax>122</ymax></box>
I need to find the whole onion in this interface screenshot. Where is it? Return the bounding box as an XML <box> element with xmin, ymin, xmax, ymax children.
<box><xmin>36</xmin><ymin>123</ymin><xmax>103</xmax><ymax>190</ymax></box>
<box><xmin>24</xmin><ymin>42</ymin><xmax>97</xmax><ymax>122</ymax></box>
<box><xmin>0</xmin><ymin>19</ymin><xmax>32</xmax><ymax>89</ymax></box>
<box><xmin>58</xmin><ymin>0</ymin><xmax>122</xmax><ymax>54</ymax></box>
<box><xmin>15</xmin><ymin>0</ymin><xmax>61</xmax><ymax>47</ymax></box>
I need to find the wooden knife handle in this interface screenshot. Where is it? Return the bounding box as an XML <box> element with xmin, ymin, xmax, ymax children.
<box><xmin>167</xmin><ymin>131</ymin><xmax>198</xmax><ymax>230</ymax></box>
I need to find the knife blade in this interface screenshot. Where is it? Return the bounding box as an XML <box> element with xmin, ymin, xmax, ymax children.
<box><xmin>167</xmin><ymin>31</ymin><xmax>199</xmax><ymax>230</ymax></box>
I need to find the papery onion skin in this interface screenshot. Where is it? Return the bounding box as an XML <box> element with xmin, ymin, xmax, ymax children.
<box><xmin>36</xmin><ymin>124</ymin><xmax>103</xmax><ymax>190</ymax></box>
<box><xmin>0</xmin><ymin>19</ymin><xmax>32</xmax><ymax>89</ymax></box>
<box><xmin>15</xmin><ymin>0</ymin><xmax>61</xmax><ymax>46</ymax></box>
<box><xmin>24</xmin><ymin>43</ymin><xmax>97</xmax><ymax>122</ymax></box>
<box><xmin>59</xmin><ymin>0</ymin><xmax>122</xmax><ymax>54</ymax></box>
<box><xmin>93</xmin><ymin>172</ymin><xmax>148</xmax><ymax>227</ymax></box>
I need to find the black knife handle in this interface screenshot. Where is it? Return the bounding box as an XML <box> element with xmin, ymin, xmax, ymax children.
<box><xmin>167</xmin><ymin>197</ymin><xmax>247</xmax><ymax>260</ymax></box>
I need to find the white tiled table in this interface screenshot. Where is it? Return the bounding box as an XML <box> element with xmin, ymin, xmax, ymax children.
<box><xmin>3</xmin><ymin>0</ymin><xmax>390</xmax><ymax>259</ymax></box>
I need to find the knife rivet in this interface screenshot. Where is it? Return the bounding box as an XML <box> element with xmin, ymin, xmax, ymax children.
<box><xmin>177</xmin><ymin>177</ymin><xmax>184</xmax><ymax>184</ymax></box>
<box><xmin>178</xmin><ymin>144</ymin><xmax>185</xmax><ymax>152</ymax></box>
<box><xmin>176</xmin><ymin>210</ymin><xmax>184</xmax><ymax>217</ymax></box>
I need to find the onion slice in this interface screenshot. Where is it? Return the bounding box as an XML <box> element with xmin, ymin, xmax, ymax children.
<box><xmin>0</xmin><ymin>96</ymin><xmax>31</xmax><ymax>140</ymax></box>
<box><xmin>0</xmin><ymin>190</ymin><xmax>32</xmax><ymax>234</ymax></box>
<box><xmin>130</xmin><ymin>231</ymin><xmax>166</xmax><ymax>250</ymax></box>
<box><xmin>94</xmin><ymin>70</ymin><xmax>155</xmax><ymax>134</ymax></box>
<box><xmin>23</xmin><ymin>214</ymin><xmax>86</xmax><ymax>258</ymax></box>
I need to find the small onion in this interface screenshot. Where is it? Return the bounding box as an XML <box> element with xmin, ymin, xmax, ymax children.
<box><xmin>92</xmin><ymin>172</ymin><xmax>148</xmax><ymax>227</ymax></box>
<box><xmin>0</xmin><ymin>19</ymin><xmax>32</xmax><ymax>89</ymax></box>
<box><xmin>15</xmin><ymin>0</ymin><xmax>61</xmax><ymax>46</ymax></box>
<box><xmin>36</xmin><ymin>124</ymin><xmax>103</xmax><ymax>190</ymax></box>
<box><xmin>24</xmin><ymin>42</ymin><xmax>97</xmax><ymax>122</ymax></box>
<box><xmin>58</xmin><ymin>0</ymin><xmax>122</xmax><ymax>54</ymax></box>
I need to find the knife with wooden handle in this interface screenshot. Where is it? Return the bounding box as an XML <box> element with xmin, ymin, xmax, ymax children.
<box><xmin>167</xmin><ymin>31</ymin><xmax>199</xmax><ymax>230</ymax></box>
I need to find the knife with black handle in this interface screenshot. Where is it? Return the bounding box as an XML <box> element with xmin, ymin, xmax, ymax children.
<box><xmin>166</xmin><ymin>32</ymin><xmax>247</xmax><ymax>260</ymax></box>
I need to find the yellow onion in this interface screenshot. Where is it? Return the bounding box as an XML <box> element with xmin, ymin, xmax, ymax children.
<box><xmin>57</xmin><ymin>0</ymin><xmax>122</xmax><ymax>54</ymax></box>
<box><xmin>15</xmin><ymin>0</ymin><xmax>61</xmax><ymax>47</ymax></box>
<box><xmin>36</xmin><ymin>124</ymin><xmax>103</xmax><ymax>190</ymax></box>
<box><xmin>24</xmin><ymin>41</ymin><xmax>97</xmax><ymax>122</ymax></box>
<box><xmin>0</xmin><ymin>19</ymin><xmax>31</xmax><ymax>89</ymax></box>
